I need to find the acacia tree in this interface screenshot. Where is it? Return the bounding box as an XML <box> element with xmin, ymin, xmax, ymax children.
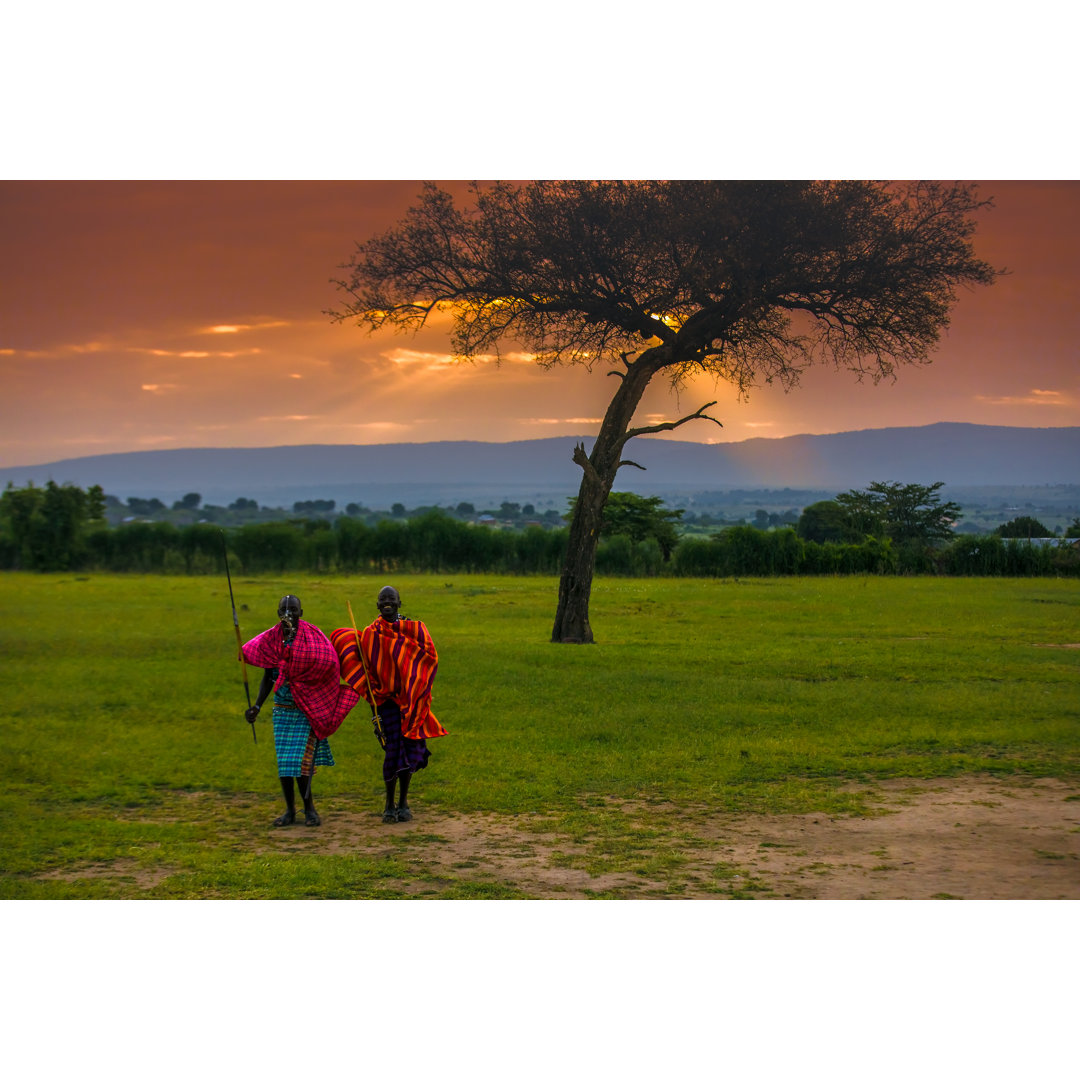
<box><xmin>836</xmin><ymin>481</ymin><xmax>963</xmax><ymax>543</ymax></box>
<box><xmin>331</xmin><ymin>181</ymin><xmax>997</xmax><ymax>642</ymax></box>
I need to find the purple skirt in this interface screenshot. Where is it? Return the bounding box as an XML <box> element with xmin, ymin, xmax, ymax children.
<box><xmin>377</xmin><ymin>700</ymin><xmax>431</xmax><ymax>782</ymax></box>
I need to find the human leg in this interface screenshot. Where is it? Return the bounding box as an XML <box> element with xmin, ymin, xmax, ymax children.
<box><xmin>383</xmin><ymin>777</ymin><xmax>398</xmax><ymax>822</ymax></box>
<box><xmin>396</xmin><ymin>771</ymin><xmax>413</xmax><ymax>821</ymax></box>
<box><xmin>297</xmin><ymin>774</ymin><xmax>320</xmax><ymax>826</ymax></box>
<box><xmin>274</xmin><ymin>777</ymin><xmax>297</xmax><ymax>826</ymax></box>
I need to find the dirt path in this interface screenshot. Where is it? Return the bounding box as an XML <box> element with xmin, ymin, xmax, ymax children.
<box><xmin>34</xmin><ymin>775</ymin><xmax>1079</xmax><ymax>898</ymax></box>
<box><xmin>262</xmin><ymin>775</ymin><xmax>1080</xmax><ymax>899</ymax></box>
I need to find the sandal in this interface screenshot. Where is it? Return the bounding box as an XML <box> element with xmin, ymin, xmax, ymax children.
<box><xmin>273</xmin><ymin>809</ymin><xmax>296</xmax><ymax>827</ymax></box>
<box><xmin>382</xmin><ymin>808</ymin><xmax>398</xmax><ymax>823</ymax></box>
<box><xmin>396</xmin><ymin>806</ymin><xmax>413</xmax><ymax>822</ymax></box>
<box><xmin>304</xmin><ymin>808</ymin><xmax>321</xmax><ymax>827</ymax></box>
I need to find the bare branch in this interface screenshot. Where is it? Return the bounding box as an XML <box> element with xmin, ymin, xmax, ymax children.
<box><xmin>617</xmin><ymin>401</ymin><xmax>723</xmax><ymax>454</ymax></box>
<box><xmin>618</xmin><ymin>459</ymin><xmax>647</xmax><ymax>471</ymax></box>
<box><xmin>571</xmin><ymin>441</ymin><xmax>600</xmax><ymax>485</ymax></box>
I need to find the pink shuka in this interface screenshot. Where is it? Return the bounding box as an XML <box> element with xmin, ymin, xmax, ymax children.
<box><xmin>242</xmin><ymin>619</ymin><xmax>360</xmax><ymax>740</ymax></box>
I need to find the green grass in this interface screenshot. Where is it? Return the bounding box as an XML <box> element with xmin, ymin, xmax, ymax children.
<box><xmin>2</xmin><ymin>572</ymin><xmax>1077</xmax><ymax>897</ymax></box>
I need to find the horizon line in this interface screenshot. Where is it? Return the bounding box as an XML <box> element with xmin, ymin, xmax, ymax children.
<box><xmin>6</xmin><ymin>420</ymin><xmax>1079</xmax><ymax>471</ymax></box>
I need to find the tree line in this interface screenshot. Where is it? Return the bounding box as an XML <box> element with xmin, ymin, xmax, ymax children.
<box><xmin>3</xmin><ymin>480</ymin><xmax>1078</xmax><ymax>578</ymax></box>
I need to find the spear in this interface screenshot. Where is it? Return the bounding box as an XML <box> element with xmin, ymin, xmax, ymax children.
<box><xmin>221</xmin><ymin>530</ymin><xmax>256</xmax><ymax>744</ymax></box>
<box><xmin>347</xmin><ymin>599</ymin><xmax>386</xmax><ymax>748</ymax></box>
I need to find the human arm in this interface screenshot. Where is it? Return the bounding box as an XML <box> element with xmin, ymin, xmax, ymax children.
<box><xmin>245</xmin><ymin>667</ymin><xmax>277</xmax><ymax>723</ymax></box>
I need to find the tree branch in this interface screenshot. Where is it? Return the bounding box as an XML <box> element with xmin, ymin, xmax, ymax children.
<box><xmin>571</xmin><ymin>441</ymin><xmax>601</xmax><ymax>485</ymax></box>
<box><xmin>617</xmin><ymin>401</ymin><xmax>723</xmax><ymax>453</ymax></box>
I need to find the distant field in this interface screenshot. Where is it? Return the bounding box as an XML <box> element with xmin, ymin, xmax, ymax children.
<box><xmin>2</xmin><ymin>572</ymin><xmax>1077</xmax><ymax>898</ymax></box>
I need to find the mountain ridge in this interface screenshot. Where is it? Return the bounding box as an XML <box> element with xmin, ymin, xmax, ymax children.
<box><xmin>3</xmin><ymin>423</ymin><xmax>1077</xmax><ymax>509</ymax></box>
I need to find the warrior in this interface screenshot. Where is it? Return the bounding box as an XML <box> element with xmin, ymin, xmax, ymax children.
<box><xmin>331</xmin><ymin>586</ymin><xmax>447</xmax><ymax>823</ymax></box>
<box><xmin>243</xmin><ymin>595</ymin><xmax>359</xmax><ymax>827</ymax></box>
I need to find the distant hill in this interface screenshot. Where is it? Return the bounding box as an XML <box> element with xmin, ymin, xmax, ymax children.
<box><xmin>2</xmin><ymin>423</ymin><xmax>1077</xmax><ymax>510</ymax></box>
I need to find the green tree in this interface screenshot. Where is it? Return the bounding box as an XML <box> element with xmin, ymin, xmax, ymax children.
<box><xmin>595</xmin><ymin>491</ymin><xmax>683</xmax><ymax>560</ymax></box>
<box><xmin>173</xmin><ymin>492</ymin><xmax>202</xmax><ymax>511</ymax></box>
<box><xmin>797</xmin><ymin>500</ymin><xmax>861</xmax><ymax>543</ymax></box>
<box><xmin>1</xmin><ymin>482</ymin><xmax>44</xmax><ymax>568</ymax></box>
<box><xmin>86</xmin><ymin>485</ymin><xmax>107</xmax><ymax>522</ymax></box>
<box><xmin>836</xmin><ymin>481</ymin><xmax>962</xmax><ymax>544</ymax></box>
<box><xmin>126</xmin><ymin>496</ymin><xmax>166</xmax><ymax>517</ymax></box>
<box><xmin>0</xmin><ymin>480</ymin><xmax>102</xmax><ymax>570</ymax></box>
<box><xmin>996</xmin><ymin>515</ymin><xmax>1053</xmax><ymax>538</ymax></box>
<box><xmin>333</xmin><ymin>181</ymin><xmax>997</xmax><ymax>642</ymax></box>
<box><xmin>1065</xmin><ymin>517</ymin><xmax>1080</xmax><ymax>539</ymax></box>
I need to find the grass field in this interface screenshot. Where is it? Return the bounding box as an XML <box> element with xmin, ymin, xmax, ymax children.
<box><xmin>2</xmin><ymin>571</ymin><xmax>1077</xmax><ymax>898</ymax></box>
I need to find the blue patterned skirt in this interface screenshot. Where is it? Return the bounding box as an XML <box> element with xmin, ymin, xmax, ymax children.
<box><xmin>377</xmin><ymin>700</ymin><xmax>430</xmax><ymax>782</ymax></box>
<box><xmin>272</xmin><ymin>683</ymin><xmax>334</xmax><ymax>778</ymax></box>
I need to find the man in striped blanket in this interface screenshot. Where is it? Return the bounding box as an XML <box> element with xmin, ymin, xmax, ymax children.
<box><xmin>243</xmin><ymin>594</ymin><xmax>359</xmax><ymax>827</ymax></box>
<box><xmin>331</xmin><ymin>586</ymin><xmax>447</xmax><ymax>823</ymax></box>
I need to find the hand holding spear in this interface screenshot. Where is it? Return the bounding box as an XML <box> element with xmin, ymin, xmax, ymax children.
<box><xmin>221</xmin><ymin>530</ymin><xmax>257</xmax><ymax>744</ymax></box>
<box><xmin>348</xmin><ymin>599</ymin><xmax>386</xmax><ymax>748</ymax></box>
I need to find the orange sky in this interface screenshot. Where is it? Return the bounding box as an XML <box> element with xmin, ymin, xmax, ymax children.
<box><xmin>1</xmin><ymin>180</ymin><xmax>1077</xmax><ymax>468</ymax></box>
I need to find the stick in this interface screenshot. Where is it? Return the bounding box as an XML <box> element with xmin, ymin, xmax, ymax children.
<box><xmin>221</xmin><ymin>530</ymin><xmax>256</xmax><ymax>744</ymax></box>
<box><xmin>348</xmin><ymin>599</ymin><xmax>386</xmax><ymax>748</ymax></box>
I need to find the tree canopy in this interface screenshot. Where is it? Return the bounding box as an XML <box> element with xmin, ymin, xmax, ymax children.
<box><xmin>797</xmin><ymin>500</ymin><xmax>863</xmax><ymax>544</ymax></box>
<box><xmin>576</xmin><ymin>491</ymin><xmax>684</xmax><ymax>560</ymax></box>
<box><xmin>835</xmin><ymin>481</ymin><xmax>963</xmax><ymax>544</ymax></box>
<box><xmin>996</xmin><ymin>515</ymin><xmax>1053</xmax><ymax>538</ymax></box>
<box><xmin>332</xmin><ymin>181</ymin><xmax>998</xmax><ymax>642</ymax></box>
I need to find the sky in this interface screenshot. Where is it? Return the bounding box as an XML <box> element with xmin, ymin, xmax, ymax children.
<box><xmin>1</xmin><ymin>179</ymin><xmax>1077</xmax><ymax>468</ymax></box>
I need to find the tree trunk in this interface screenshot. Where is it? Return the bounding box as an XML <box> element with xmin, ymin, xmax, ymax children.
<box><xmin>550</xmin><ymin>348</ymin><xmax>665</xmax><ymax>643</ymax></box>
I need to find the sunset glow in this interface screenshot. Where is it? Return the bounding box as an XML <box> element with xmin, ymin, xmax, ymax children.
<box><xmin>1</xmin><ymin>180</ymin><xmax>1077</xmax><ymax>468</ymax></box>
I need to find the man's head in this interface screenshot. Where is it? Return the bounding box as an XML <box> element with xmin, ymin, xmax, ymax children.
<box><xmin>278</xmin><ymin>594</ymin><xmax>302</xmax><ymax>630</ymax></box>
<box><xmin>376</xmin><ymin>586</ymin><xmax>401</xmax><ymax>621</ymax></box>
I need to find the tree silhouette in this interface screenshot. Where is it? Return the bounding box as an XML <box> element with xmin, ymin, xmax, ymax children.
<box><xmin>331</xmin><ymin>181</ymin><xmax>997</xmax><ymax>642</ymax></box>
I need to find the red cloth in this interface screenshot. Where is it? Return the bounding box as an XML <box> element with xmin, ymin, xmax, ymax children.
<box><xmin>330</xmin><ymin>618</ymin><xmax>447</xmax><ymax>740</ymax></box>
<box><xmin>242</xmin><ymin>619</ymin><xmax>359</xmax><ymax>740</ymax></box>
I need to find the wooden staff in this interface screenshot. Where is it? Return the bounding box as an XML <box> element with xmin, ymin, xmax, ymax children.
<box><xmin>348</xmin><ymin>599</ymin><xmax>386</xmax><ymax>748</ymax></box>
<box><xmin>221</xmin><ymin>530</ymin><xmax>256</xmax><ymax>744</ymax></box>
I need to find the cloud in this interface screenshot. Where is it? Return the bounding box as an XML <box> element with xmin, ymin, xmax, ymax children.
<box><xmin>201</xmin><ymin>321</ymin><xmax>290</xmax><ymax>334</ymax></box>
<box><xmin>129</xmin><ymin>347</ymin><xmax>263</xmax><ymax>359</ymax></box>
<box><xmin>383</xmin><ymin>347</ymin><xmax>537</xmax><ymax>370</ymax></box>
<box><xmin>348</xmin><ymin>421</ymin><xmax>413</xmax><ymax>434</ymax></box>
<box><xmin>522</xmin><ymin>417</ymin><xmax>603</xmax><ymax>425</ymax></box>
<box><xmin>385</xmin><ymin>348</ymin><xmax>456</xmax><ymax>369</ymax></box>
<box><xmin>141</xmin><ymin>383</ymin><xmax>180</xmax><ymax>394</ymax></box>
<box><xmin>975</xmin><ymin>389</ymin><xmax>1068</xmax><ymax>406</ymax></box>
<box><xmin>257</xmin><ymin>414</ymin><xmax>317</xmax><ymax>422</ymax></box>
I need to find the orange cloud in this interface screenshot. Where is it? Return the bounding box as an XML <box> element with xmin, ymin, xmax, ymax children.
<box><xmin>524</xmin><ymin>417</ymin><xmax>604</xmax><ymax>425</ymax></box>
<box><xmin>202</xmin><ymin>321</ymin><xmax>290</xmax><ymax>334</ymax></box>
<box><xmin>975</xmin><ymin>389</ymin><xmax>1067</xmax><ymax>406</ymax></box>
<box><xmin>130</xmin><ymin>347</ymin><xmax>263</xmax><ymax>359</ymax></box>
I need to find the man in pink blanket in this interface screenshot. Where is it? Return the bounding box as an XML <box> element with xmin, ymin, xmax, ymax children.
<box><xmin>242</xmin><ymin>594</ymin><xmax>359</xmax><ymax>826</ymax></box>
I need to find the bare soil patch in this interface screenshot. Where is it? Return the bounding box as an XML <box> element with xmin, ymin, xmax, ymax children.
<box><xmin>36</xmin><ymin>776</ymin><xmax>1079</xmax><ymax>898</ymax></box>
<box><xmin>258</xmin><ymin>775</ymin><xmax>1080</xmax><ymax>899</ymax></box>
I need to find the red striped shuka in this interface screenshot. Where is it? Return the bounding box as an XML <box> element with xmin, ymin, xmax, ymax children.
<box><xmin>330</xmin><ymin>618</ymin><xmax>448</xmax><ymax>740</ymax></box>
